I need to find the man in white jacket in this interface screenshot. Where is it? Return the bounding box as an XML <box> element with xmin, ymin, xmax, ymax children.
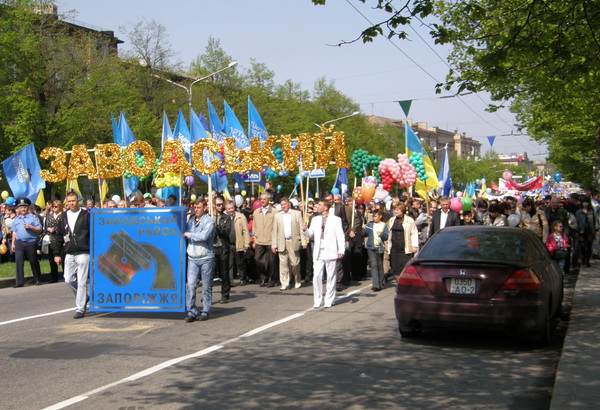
<box><xmin>302</xmin><ymin>199</ymin><xmax>346</xmax><ymax>308</ymax></box>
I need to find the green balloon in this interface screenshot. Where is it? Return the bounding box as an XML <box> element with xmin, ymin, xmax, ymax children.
<box><xmin>461</xmin><ymin>196</ymin><xmax>473</xmax><ymax>211</ymax></box>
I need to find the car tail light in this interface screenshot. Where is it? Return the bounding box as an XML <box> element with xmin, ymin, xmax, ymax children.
<box><xmin>397</xmin><ymin>266</ymin><xmax>426</xmax><ymax>287</ymax></box>
<box><xmin>501</xmin><ymin>269</ymin><xmax>542</xmax><ymax>290</ymax></box>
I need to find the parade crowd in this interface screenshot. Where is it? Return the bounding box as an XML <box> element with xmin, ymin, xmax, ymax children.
<box><xmin>3</xmin><ymin>184</ymin><xmax>599</xmax><ymax>322</ymax></box>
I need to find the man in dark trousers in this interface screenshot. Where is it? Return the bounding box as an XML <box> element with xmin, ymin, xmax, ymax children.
<box><xmin>53</xmin><ymin>191</ymin><xmax>90</xmax><ymax>319</ymax></box>
<box><xmin>428</xmin><ymin>196</ymin><xmax>461</xmax><ymax>238</ymax></box>
<box><xmin>11</xmin><ymin>197</ymin><xmax>43</xmax><ymax>287</ymax></box>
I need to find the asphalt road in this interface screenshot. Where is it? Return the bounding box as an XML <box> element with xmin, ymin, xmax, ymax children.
<box><xmin>0</xmin><ymin>277</ymin><xmax>569</xmax><ymax>409</ymax></box>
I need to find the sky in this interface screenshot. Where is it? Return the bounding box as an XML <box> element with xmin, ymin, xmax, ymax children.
<box><xmin>56</xmin><ymin>0</ymin><xmax>547</xmax><ymax>161</ymax></box>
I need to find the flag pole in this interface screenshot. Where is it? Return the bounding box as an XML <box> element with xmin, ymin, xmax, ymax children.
<box><xmin>208</xmin><ymin>174</ymin><xmax>213</xmax><ymax>217</ymax></box>
<box><xmin>92</xmin><ymin>150</ymin><xmax>104</xmax><ymax>208</ymax></box>
<box><xmin>298</xmin><ymin>164</ymin><xmax>305</xmax><ymax>216</ymax></box>
<box><xmin>351</xmin><ymin>177</ymin><xmax>357</xmax><ymax>230</ymax></box>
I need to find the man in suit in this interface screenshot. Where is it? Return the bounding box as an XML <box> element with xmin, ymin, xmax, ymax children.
<box><xmin>253</xmin><ymin>193</ymin><xmax>278</xmax><ymax>287</ymax></box>
<box><xmin>272</xmin><ymin>197</ymin><xmax>306</xmax><ymax>290</ymax></box>
<box><xmin>302</xmin><ymin>199</ymin><xmax>346</xmax><ymax>308</ymax></box>
<box><xmin>323</xmin><ymin>191</ymin><xmax>349</xmax><ymax>290</ymax></box>
<box><xmin>428</xmin><ymin>196</ymin><xmax>461</xmax><ymax>238</ymax></box>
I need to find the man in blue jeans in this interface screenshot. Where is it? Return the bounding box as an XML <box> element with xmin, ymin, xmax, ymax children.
<box><xmin>183</xmin><ymin>198</ymin><xmax>215</xmax><ymax>322</ymax></box>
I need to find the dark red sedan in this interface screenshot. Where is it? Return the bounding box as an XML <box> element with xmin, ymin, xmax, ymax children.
<box><xmin>395</xmin><ymin>226</ymin><xmax>563</xmax><ymax>343</ymax></box>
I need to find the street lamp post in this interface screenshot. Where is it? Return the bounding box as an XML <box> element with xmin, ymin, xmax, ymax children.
<box><xmin>314</xmin><ymin>111</ymin><xmax>360</xmax><ymax>128</ymax></box>
<box><xmin>149</xmin><ymin>60</ymin><xmax>238</xmax><ymax>111</ymax></box>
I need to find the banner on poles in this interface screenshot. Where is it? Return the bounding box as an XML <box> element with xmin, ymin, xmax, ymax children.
<box><xmin>89</xmin><ymin>208</ymin><xmax>187</xmax><ymax>312</ymax></box>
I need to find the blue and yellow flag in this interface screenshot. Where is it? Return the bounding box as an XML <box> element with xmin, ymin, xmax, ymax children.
<box><xmin>405</xmin><ymin>122</ymin><xmax>439</xmax><ymax>199</ymax></box>
<box><xmin>1</xmin><ymin>143</ymin><xmax>46</xmax><ymax>203</ymax></box>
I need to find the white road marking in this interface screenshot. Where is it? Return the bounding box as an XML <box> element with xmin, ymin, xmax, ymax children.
<box><xmin>40</xmin><ymin>285</ymin><xmax>374</xmax><ymax>409</ymax></box>
<box><xmin>0</xmin><ymin>308</ymin><xmax>75</xmax><ymax>326</ymax></box>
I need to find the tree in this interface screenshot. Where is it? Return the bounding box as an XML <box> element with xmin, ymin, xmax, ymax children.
<box><xmin>311</xmin><ymin>0</ymin><xmax>600</xmax><ymax>187</ymax></box>
<box><xmin>120</xmin><ymin>18</ymin><xmax>180</xmax><ymax>72</ymax></box>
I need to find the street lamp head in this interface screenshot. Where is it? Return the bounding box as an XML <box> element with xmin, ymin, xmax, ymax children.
<box><xmin>228</xmin><ymin>61</ymin><xmax>238</xmax><ymax>68</ymax></box>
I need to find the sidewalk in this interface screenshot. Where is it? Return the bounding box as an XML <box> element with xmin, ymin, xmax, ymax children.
<box><xmin>551</xmin><ymin>264</ymin><xmax>600</xmax><ymax>409</ymax></box>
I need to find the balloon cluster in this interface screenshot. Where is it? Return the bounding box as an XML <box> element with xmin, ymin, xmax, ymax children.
<box><xmin>408</xmin><ymin>152</ymin><xmax>429</xmax><ymax>181</ymax></box>
<box><xmin>154</xmin><ymin>172</ymin><xmax>183</xmax><ymax>188</ymax></box>
<box><xmin>350</xmin><ymin>150</ymin><xmax>382</xmax><ymax>183</ymax></box>
<box><xmin>378</xmin><ymin>158</ymin><xmax>401</xmax><ymax>192</ymax></box>
<box><xmin>266</xmin><ymin>148</ymin><xmax>284</xmax><ymax>180</ymax></box>
<box><xmin>396</xmin><ymin>154</ymin><xmax>417</xmax><ymax>188</ymax></box>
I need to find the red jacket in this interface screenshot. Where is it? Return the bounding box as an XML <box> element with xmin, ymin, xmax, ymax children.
<box><xmin>545</xmin><ymin>233</ymin><xmax>568</xmax><ymax>256</ymax></box>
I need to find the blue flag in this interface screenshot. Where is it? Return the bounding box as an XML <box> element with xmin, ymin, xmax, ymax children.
<box><xmin>438</xmin><ymin>147</ymin><xmax>452</xmax><ymax>197</ymax></box>
<box><xmin>223</xmin><ymin>100</ymin><xmax>250</xmax><ymax>149</ymax></box>
<box><xmin>248</xmin><ymin>97</ymin><xmax>268</xmax><ymax>143</ymax></box>
<box><xmin>117</xmin><ymin>113</ymin><xmax>139</xmax><ymax>196</ymax></box>
<box><xmin>191</xmin><ymin>110</ymin><xmax>229</xmax><ymax>192</ymax></box>
<box><xmin>111</xmin><ymin>113</ymin><xmax>120</xmax><ymax>145</ymax></box>
<box><xmin>118</xmin><ymin>112</ymin><xmax>136</xmax><ymax>147</ymax></box>
<box><xmin>161</xmin><ymin>111</ymin><xmax>173</xmax><ymax>154</ymax></box>
<box><xmin>2</xmin><ymin>143</ymin><xmax>46</xmax><ymax>203</ymax></box>
<box><xmin>334</xmin><ymin>167</ymin><xmax>349</xmax><ymax>199</ymax></box>
<box><xmin>207</xmin><ymin>99</ymin><xmax>226</xmax><ymax>144</ymax></box>
<box><xmin>173</xmin><ymin>109</ymin><xmax>192</xmax><ymax>161</ymax></box>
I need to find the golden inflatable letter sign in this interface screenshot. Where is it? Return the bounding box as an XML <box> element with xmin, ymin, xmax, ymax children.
<box><xmin>39</xmin><ymin>147</ymin><xmax>67</xmax><ymax>183</ymax></box>
<box><xmin>95</xmin><ymin>143</ymin><xmax>125</xmax><ymax>179</ymax></box>
<box><xmin>67</xmin><ymin>145</ymin><xmax>98</xmax><ymax>180</ymax></box>
<box><xmin>124</xmin><ymin>141</ymin><xmax>156</xmax><ymax>177</ymax></box>
<box><xmin>37</xmin><ymin>129</ymin><xmax>348</xmax><ymax>183</ymax></box>
<box><xmin>157</xmin><ymin>140</ymin><xmax>192</xmax><ymax>176</ymax></box>
<box><xmin>192</xmin><ymin>139</ymin><xmax>221</xmax><ymax>175</ymax></box>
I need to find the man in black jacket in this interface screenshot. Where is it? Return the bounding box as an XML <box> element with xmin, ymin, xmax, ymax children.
<box><xmin>428</xmin><ymin>196</ymin><xmax>461</xmax><ymax>238</ymax></box>
<box><xmin>53</xmin><ymin>192</ymin><xmax>90</xmax><ymax>319</ymax></box>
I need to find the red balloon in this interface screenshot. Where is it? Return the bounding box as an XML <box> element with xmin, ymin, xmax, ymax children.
<box><xmin>252</xmin><ymin>200</ymin><xmax>262</xmax><ymax>211</ymax></box>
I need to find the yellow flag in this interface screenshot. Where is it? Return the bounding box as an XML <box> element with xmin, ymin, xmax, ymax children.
<box><xmin>35</xmin><ymin>190</ymin><xmax>45</xmax><ymax>208</ymax></box>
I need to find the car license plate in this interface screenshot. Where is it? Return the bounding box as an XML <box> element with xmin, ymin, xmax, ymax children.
<box><xmin>449</xmin><ymin>278</ymin><xmax>476</xmax><ymax>294</ymax></box>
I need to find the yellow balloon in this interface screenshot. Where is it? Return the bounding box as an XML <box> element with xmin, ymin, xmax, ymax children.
<box><xmin>190</xmin><ymin>194</ymin><xmax>197</xmax><ymax>201</ymax></box>
<box><xmin>0</xmin><ymin>244</ymin><xmax>7</xmax><ymax>255</ymax></box>
<box><xmin>1</xmin><ymin>191</ymin><xmax>8</xmax><ymax>200</ymax></box>
<box><xmin>362</xmin><ymin>184</ymin><xmax>376</xmax><ymax>202</ymax></box>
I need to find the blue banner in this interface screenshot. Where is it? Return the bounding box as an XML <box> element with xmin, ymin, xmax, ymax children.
<box><xmin>89</xmin><ymin>208</ymin><xmax>187</xmax><ymax>312</ymax></box>
<box><xmin>207</xmin><ymin>99</ymin><xmax>226</xmax><ymax>144</ymax></box>
<box><xmin>248</xmin><ymin>96</ymin><xmax>268</xmax><ymax>143</ymax></box>
<box><xmin>173</xmin><ymin>109</ymin><xmax>192</xmax><ymax>161</ymax></box>
<box><xmin>223</xmin><ymin>100</ymin><xmax>250</xmax><ymax>149</ymax></box>
<box><xmin>1</xmin><ymin>143</ymin><xmax>46</xmax><ymax>203</ymax></box>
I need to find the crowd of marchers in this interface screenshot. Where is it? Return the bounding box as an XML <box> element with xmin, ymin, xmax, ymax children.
<box><xmin>2</xmin><ymin>185</ymin><xmax>598</xmax><ymax>322</ymax></box>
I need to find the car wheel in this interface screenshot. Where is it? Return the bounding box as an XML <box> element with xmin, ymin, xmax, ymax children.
<box><xmin>398</xmin><ymin>324</ymin><xmax>421</xmax><ymax>338</ymax></box>
<box><xmin>526</xmin><ymin>307</ymin><xmax>553</xmax><ymax>345</ymax></box>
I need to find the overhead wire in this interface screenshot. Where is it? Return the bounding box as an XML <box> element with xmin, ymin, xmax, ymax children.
<box><xmin>343</xmin><ymin>0</ymin><xmax>544</xmax><ymax>158</ymax></box>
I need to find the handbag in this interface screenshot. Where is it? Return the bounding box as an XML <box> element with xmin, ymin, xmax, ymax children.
<box><xmin>553</xmin><ymin>249</ymin><xmax>568</xmax><ymax>260</ymax></box>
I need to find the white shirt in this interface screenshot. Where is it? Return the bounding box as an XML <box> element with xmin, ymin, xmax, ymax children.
<box><xmin>440</xmin><ymin>210</ymin><xmax>449</xmax><ymax>230</ymax></box>
<box><xmin>282</xmin><ymin>210</ymin><xmax>293</xmax><ymax>239</ymax></box>
<box><xmin>67</xmin><ymin>208</ymin><xmax>82</xmax><ymax>232</ymax></box>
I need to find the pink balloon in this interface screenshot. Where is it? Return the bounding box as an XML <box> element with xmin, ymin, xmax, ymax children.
<box><xmin>450</xmin><ymin>197</ymin><xmax>463</xmax><ymax>212</ymax></box>
<box><xmin>502</xmin><ymin>170</ymin><xmax>513</xmax><ymax>180</ymax></box>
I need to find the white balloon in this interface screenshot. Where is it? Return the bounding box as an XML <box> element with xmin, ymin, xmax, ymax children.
<box><xmin>508</xmin><ymin>213</ymin><xmax>521</xmax><ymax>227</ymax></box>
<box><xmin>234</xmin><ymin>194</ymin><xmax>243</xmax><ymax>208</ymax></box>
<box><xmin>111</xmin><ymin>195</ymin><xmax>121</xmax><ymax>202</ymax></box>
<box><xmin>290</xmin><ymin>198</ymin><xmax>299</xmax><ymax>208</ymax></box>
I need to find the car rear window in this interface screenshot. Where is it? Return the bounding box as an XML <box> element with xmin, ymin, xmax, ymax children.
<box><xmin>420</xmin><ymin>230</ymin><xmax>528</xmax><ymax>262</ymax></box>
